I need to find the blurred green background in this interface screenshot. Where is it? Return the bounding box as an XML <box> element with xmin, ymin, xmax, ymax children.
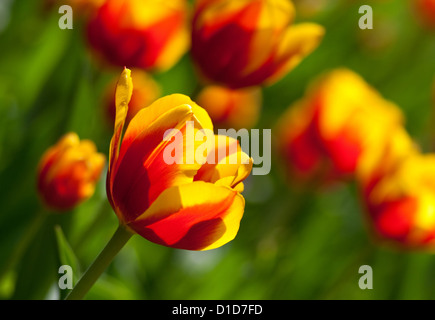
<box><xmin>0</xmin><ymin>0</ymin><xmax>435</xmax><ymax>300</ymax></box>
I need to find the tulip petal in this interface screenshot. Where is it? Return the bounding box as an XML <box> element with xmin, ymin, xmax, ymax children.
<box><xmin>38</xmin><ymin>133</ymin><xmax>81</xmax><ymax>187</ymax></box>
<box><xmin>243</xmin><ymin>0</ymin><xmax>295</xmax><ymax>75</ymax></box>
<box><xmin>108</xmin><ymin>68</ymin><xmax>133</xmax><ymax>177</ymax></box>
<box><xmin>194</xmin><ymin>135</ymin><xmax>252</xmax><ymax>189</ymax></box>
<box><xmin>129</xmin><ymin>181</ymin><xmax>245</xmax><ymax>250</ymax></box>
<box><xmin>110</xmin><ymin>104</ymin><xmax>203</xmax><ymax>223</ymax></box>
<box><xmin>266</xmin><ymin>23</ymin><xmax>325</xmax><ymax>85</ymax></box>
<box><xmin>119</xmin><ymin>94</ymin><xmax>213</xmax><ymax>163</ymax></box>
<box><xmin>374</xmin><ymin>197</ymin><xmax>417</xmax><ymax>241</ymax></box>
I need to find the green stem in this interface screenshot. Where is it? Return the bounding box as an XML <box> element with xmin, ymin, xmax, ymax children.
<box><xmin>65</xmin><ymin>225</ymin><xmax>133</xmax><ymax>300</ymax></box>
<box><xmin>0</xmin><ymin>209</ymin><xmax>47</xmax><ymax>280</ymax></box>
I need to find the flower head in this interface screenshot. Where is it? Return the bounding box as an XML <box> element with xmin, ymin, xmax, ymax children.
<box><xmin>107</xmin><ymin>69</ymin><xmax>252</xmax><ymax>250</ymax></box>
<box><xmin>191</xmin><ymin>0</ymin><xmax>324</xmax><ymax>88</ymax></box>
<box><xmin>37</xmin><ymin>133</ymin><xmax>106</xmax><ymax>211</ymax></box>
<box><xmin>87</xmin><ymin>0</ymin><xmax>190</xmax><ymax>71</ymax></box>
<box><xmin>275</xmin><ymin>69</ymin><xmax>408</xmax><ymax>185</ymax></box>
<box><xmin>363</xmin><ymin>154</ymin><xmax>435</xmax><ymax>250</ymax></box>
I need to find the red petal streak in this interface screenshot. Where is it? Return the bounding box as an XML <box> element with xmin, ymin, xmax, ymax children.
<box><xmin>374</xmin><ymin>197</ymin><xmax>417</xmax><ymax>242</ymax></box>
<box><xmin>110</xmin><ymin>108</ymin><xmax>196</xmax><ymax>223</ymax></box>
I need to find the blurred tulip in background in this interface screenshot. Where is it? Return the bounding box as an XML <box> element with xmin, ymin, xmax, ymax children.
<box><xmin>362</xmin><ymin>154</ymin><xmax>435</xmax><ymax>250</ymax></box>
<box><xmin>191</xmin><ymin>0</ymin><xmax>325</xmax><ymax>88</ymax></box>
<box><xmin>86</xmin><ymin>0</ymin><xmax>190</xmax><ymax>71</ymax></box>
<box><xmin>274</xmin><ymin>68</ymin><xmax>405</xmax><ymax>185</ymax></box>
<box><xmin>37</xmin><ymin>132</ymin><xmax>106</xmax><ymax>211</ymax></box>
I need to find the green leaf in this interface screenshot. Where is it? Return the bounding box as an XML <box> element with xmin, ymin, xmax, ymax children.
<box><xmin>11</xmin><ymin>217</ymin><xmax>58</xmax><ymax>300</ymax></box>
<box><xmin>54</xmin><ymin>225</ymin><xmax>81</xmax><ymax>300</ymax></box>
<box><xmin>55</xmin><ymin>224</ymin><xmax>81</xmax><ymax>277</ymax></box>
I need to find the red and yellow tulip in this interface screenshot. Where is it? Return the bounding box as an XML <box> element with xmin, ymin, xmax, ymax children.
<box><xmin>86</xmin><ymin>0</ymin><xmax>190</xmax><ymax>71</ymax></box>
<box><xmin>275</xmin><ymin>69</ymin><xmax>407</xmax><ymax>185</ymax></box>
<box><xmin>191</xmin><ymin>0</ymin><xmax>324</xmax><ymax>88</ymax></box>
<box><xmin>363</xmin><ymin>154</ymin><xmax>435</xmax><ymax>249</ymax></box>
<box><xmin>106</xmin><ymin>68</ymin><xmax>252</xmax><ymax>250</ymax></box>
<box><xmin>196</xmin><ymin>85</ymin><xmax>262</xmax><ymax>130</ymax></box>
<box><xmin>37</xmin><ymin>133</ymin><xmax>106</xmax><ymax>211</ymax></box>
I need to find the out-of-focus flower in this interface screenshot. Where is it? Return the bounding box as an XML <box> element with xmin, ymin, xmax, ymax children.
<box><xmin>104</xmin><ymin>69</ymin><xmax>161</xmax><ymax>126</ymax></box>
<box><xmin>196</xmin><ymin>85</ymin><xmax>262</xmax><ymax>130</ymax></box>
<box><xmin>413</xmin><ymin>0</ymin><xmax>435</xmax><ymax>29</ymax></box>
<box><xmin>274</xmin><ymin>68</ymin><xmax>407</xmax><ymax>185</ymax></box>
<box><xmin>363</xmin><ymin>154</ymin><xmax>435</xmax><ymax>249</ymax></box>
<box><xmin>107</xmin><ymin>68</ymin><xmax>252</xmax><ymax>250</ymax></box>
<box><xmin>87</xmin><ymin>0</ymin><xmax>190</xmax><ymax>71</ymax></box>
<box><xmin>191</xmin><ymin>0</ymin><xmax>325</xmax><ymax>89</ymax></box>
<box><xmin>37</xmin><ymin>133</ymin><xmax>106</xmax><ymax>211</ymax></box>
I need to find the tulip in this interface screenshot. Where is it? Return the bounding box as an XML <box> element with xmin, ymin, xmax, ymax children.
<box><xmin>363</xmin><ymin>154</ymin><xmax>435</xmax><ymax>249</ymax></box>
<box><xmin>86</xmin><ymin>0</ymin><xmax>190</xmax><ymax>71</ymax></box>
<box><xmin>104</xmin><ymin>69</ymin><xmax>161</xmax><ymax>126</ymax></box>
<box><xmin>274</xmin><ymin>69</ymin><xmax>406</xmax><ymax>185</ymax></box>
<box><xmin>196</xmin><ymin>85</ymin><xmax>262</xmax><ymax>130</ymax></box>
<box><xmin>191</xmin><ymin>0</ymin><xmax>325</xmax><ymax>88</ymax></box>
<box><xmin>66</xmin><ymin>68</ymin><xmax>252</xmax><ymax>300</ymax></box>
<box><xmin>37</xmin><ymin>133</ymin><xmax>106</xmax><ymax>211</ymax></box>
<box><xmin>107</xmin><ymin>68</ymin><xmax>252</xmax><ymax>251</ymax></box>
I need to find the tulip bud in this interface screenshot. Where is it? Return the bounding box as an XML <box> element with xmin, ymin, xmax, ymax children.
<box><xmin>196</xmin><ymin>85</ymin><xmax>262</xmax><ymax>130</ymax></box>
<box><xmin>275</xmin><ymin>69</ymin><xmax>406</xmax><ymax>185</ymax></box>
<box><xmin>104</xmin><ymin>69</ymin><xmax>161</xmax><ymax>126</ymax></box>
<box><xmin>363</xmin><ymin>154</ymin><xmax>435</xmax><ymax>249</ymax></box>
<box><xmin>37</xmin><ymin>133</ymin><xmax>106</xmax><ymax>211</ymax></box>
<box><xmin>191</xmin><ymin>0</ymin><xmax>324</xmax><ymax>88</ymax></box>
<box><xmin>86</xmin><ymin>0</ymin><xmax>190</xmax><ymax>71</ymax></box>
